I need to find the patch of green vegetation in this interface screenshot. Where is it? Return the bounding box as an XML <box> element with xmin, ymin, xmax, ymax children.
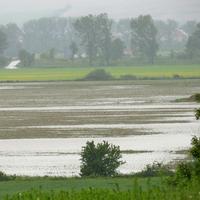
<box><xmin>0</xmin><ymin>64</ymin><xmax>199</xmax><ymax>82</ymax></box>
<box><xmin>175</xmin><ymin>93</ymin><xmax>200</xmax><ymax>103</ymax></box>
<box><xmin>134</xmin><ymin>162</ymin><xmax>173</xmax><ymax>177</ymax></box>
<box><xmin>0</xmin><ymin>176</ymin><xmax>160</xmax><ymax>199</ymax></box>
<box><xmin>3</xmin><ymin>177</ymin><xmax>200</xmax><ymax>200</ymax></box>
<box><xmin>82</xmin><ymin>69</ymin><xmax>113</xmax><ymax>81</ymax></box>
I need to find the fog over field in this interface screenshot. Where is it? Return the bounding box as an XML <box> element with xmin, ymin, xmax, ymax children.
<box><xmin>0</xmin><ymin>0</ymin><xmax>199</xmax><ymax>24</ymax></box>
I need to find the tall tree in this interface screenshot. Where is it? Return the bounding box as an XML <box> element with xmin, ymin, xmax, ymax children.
<box><xmin>18</xmin><ymin>49</ymin><xmax>35</xmax><ymax>67</ymax></box>
<box><xmin>74</xmin><ymin>14</ymin><xmax>113</xmax><ymax>66</ymax></box>
<box><xmin>23</xmin><ymin>17</ymin><xmax>76</xmax><ymax>56</ymax></box>
<box><xmin>0</xmin><ymin>29</ymin><xmax>7</xmax><ymax>55</ymax></box>
<box><xmin>130</xmin><ymin>15</ymin><xmax>158</xmax><ymax>64</ymax></box>
<box><xmin>69</xmin><ymin>41</ymin><xmax>78</xmax><ymax>61</ymax></box>
<box><xmin>182</xmin><ymin>21</ymin><xmax>197</xmax><ymax>36</ymax></box>
<box><xmin>74</xmin><ymin>15</ymin><xmax>98</xmax><ymax>66</ymax></box>
<box><xmin>186</xmin><ymin>23</ymin><xmax>200</xmax><ymax>59</ymax></box>
<box><xmin>111</xmin><ymin>38</ymin><xmax>124</xmax><ymax>61</ymax></box>
<box><xmin>97</xmin><ymin>14</ymin><xmax>112</xmax><ymax>65</ymax></box>
<box><xmin>1</xmin><ymin>23</ymin><xmax>22</xmax><ymax>57</ymax></box>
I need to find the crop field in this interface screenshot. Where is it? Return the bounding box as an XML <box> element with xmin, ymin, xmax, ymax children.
<box><xmin>0</xmin><ymin>65</ymin><xmax>200</xmax><ymax>81</ymax></box>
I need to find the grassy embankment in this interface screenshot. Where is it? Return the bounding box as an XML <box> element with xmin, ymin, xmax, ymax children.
<box><xmin>0</xmin><ymin>65</ymin><xmax>200</xmax><ymax>82</ymax></box>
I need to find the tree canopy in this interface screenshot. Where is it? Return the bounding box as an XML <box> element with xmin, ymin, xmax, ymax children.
<box><xmin>130</xmin><ymin>15</ymin><xmax>158</xmax><ymax>64</ymax></box>
<box><xmin>80</xmin><ymin>141</ymin><xmax>124</xmax><ymax>177</ymax></box>
<box><xmin>186</xmin><ymin>23</ymin><xmax>200</xmax><ymax>58</ymax></box>
<box><xmin>0</xmin><ymin>30</ymin><xmax>7</xmax><ymax>55</ymax></box>
<box><xmin>74</xmin><ymin>14</ymin><xmax>112</xmax><ymax>66</ymax></box>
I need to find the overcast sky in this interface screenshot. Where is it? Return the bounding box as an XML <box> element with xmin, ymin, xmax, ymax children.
<box><xmin>0</xmin><ymin>0</ymin><xmax>199</xmax><ymax>24</ymax></box>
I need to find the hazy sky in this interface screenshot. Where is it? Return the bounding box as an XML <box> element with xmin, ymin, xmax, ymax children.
<box><xmin>0</xmin><ymin>0</ymin><xmax>199</xmax><ymax>24</ymax></box>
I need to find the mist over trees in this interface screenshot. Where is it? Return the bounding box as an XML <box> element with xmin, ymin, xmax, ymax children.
<box><xmin>130</xmin><ymin>15</ymin><xmax>158</xmax><ymax>64</ymax></box>
<box><xmin>186</xmin><ymin>23</ymin><xmax>200</xmax><ymax>59</ymax></box>
<box><xmin>74</xmin><ymin>14</ymin><xmax>113</xmax><ymax>66</ymax></box>
<box><xmin>0</xmin><ymin>30</ymin><xmax>7</xmax><ymax>55</ymax></box>
<box><xmin>0</xmin><ymin>14</ymin><xmax>199</xmax><ymax>67</ymax></box>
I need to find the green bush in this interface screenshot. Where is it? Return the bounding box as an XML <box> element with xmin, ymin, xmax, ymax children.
<box><xmin>83</xmin><ymin>69</ymin><xmax>113</xmax><ymax>81</ymax></box>
<box><xmin>191</xmin><ymin>94</ymin><xmax>200</xmax><ymax>103</ymax></box>
<box><xmin>134</xmin><ymin>162</ymin><xmax>173</xmax><ymax>177</ymax></box>
<box><xmin>171</xmin><ymin>136</ymin><xmax>200</xmax><ymax>185</ymax></box>
<box><xmin>80</xmin><ymin>141</ymin><xmax>124</xmax><ymax>177</ymax></box>
<box><xmin>195</xmin><ymin>109</ymin><xmax>200</xmax><ymax>120</ymax></box>
<box><xmin>190</xmin><ymin>136</ymin><xmax>200</xmax><ymax>160</ymax></box>
<box><xmin>0</xmin><ymin>171</ymin><xmax>11</xmax><ymax>181</ymax></box>
<box><xmin>175</xmin><ymin>162</ymin><xmax>193</xmax><ymax>181</ymax></box>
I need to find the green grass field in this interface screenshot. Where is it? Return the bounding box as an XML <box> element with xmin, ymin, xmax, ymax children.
<box><xmin>1</xmin><ymin>177</ymin><xmax>200</xmax><ymax>200</ymax></box>
<box><xmin>0</xmin><ymin>177</ymin><xmax>161</xmax><ymax>199</ymax></box>
<box><xmin>0</xmin><ymin>65</ymin><xmax>200</xmax><ymax>82</ymax></box>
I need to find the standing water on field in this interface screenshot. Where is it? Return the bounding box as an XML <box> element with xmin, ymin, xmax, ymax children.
<box><xmin>0</xmin><ymin>80</ymin><xmax>199</xmax><ymax>176</ymax></box>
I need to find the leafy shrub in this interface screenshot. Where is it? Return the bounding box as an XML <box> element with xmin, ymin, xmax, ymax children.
<box><xmin>0</xmin><ymin>171</ymin><xmax>10</xmax><ymax>181</ymax></box>
<box><xmin>190</xmin><ymin>136</ymin><xmax>200</xmax><ymax>160</ymax></box>
<box><xmin>83</xmin><ymin>69</ymin><xmax>113</xmax><ymax>81</ymax></box>
<box><xmin>80</xmin><ymin>141</ymin><xmax>124</xmax><ymax>177</ymax></box>
<box><xmin>195</xmin><ymin>109</ymin><xmax>200</xmax><ymax>119</ymax></box>
<box><xmin>171</xmin><ymin>136</ymin><xmax>200</xmax><ymax>184</ymax></box>
<box><xmin>175</xmin><ymin>93</ymin><xmax>200</xmax><ymax>103</ymax></box>
<box><xmin>175</xmin><ymin>162</ymin><xmax>193</xmax><ymax>180</ymax></box>
<box><xmin>173</xmin><ymin>74</ymin><xmax>182</xmax><ymax>79</ymax></box>
<box><xmin>134</xmin><ymin>162</ymin><xmax>173</xmax><ymax>177</ymax></box>
<box><xmin>191</xmin><ymin>94</ymin><xmax>200</xmax><ymax>103</ymax></box>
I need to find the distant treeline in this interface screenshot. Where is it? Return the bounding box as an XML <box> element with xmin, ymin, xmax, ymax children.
<box><xmin>0</xmin><ymin>14</ymin><xmax>199</xmax><ymax>67</ymax></box>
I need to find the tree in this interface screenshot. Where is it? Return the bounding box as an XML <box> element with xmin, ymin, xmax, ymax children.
<box><xmin>23</xmin><ymin>17</ymin><xmax>77</xmax><ymax>56</ymax></box>
<box><xmin>155</xmin><ymin>20</ymin><xmax>181</xmax><ymax>51</ymax></box>
<box><xmin>113</xmin><ymin>19</ymin><xmax>131</xmax><ymax>48</ymax></box>
<box><xmin>190</xmin><ymin>136</ymin><xmax>200</xmax><ymax>160</ymax></box>
<box><xmin>0</xmin><ymin>23</ymin><xmax>22</xmax><ymax>57</ymax></box>
<box><xmin>186</xmin><ymin>23</ymin><xmax>200</xmax><ymax>59</ymax></box>
<box><xmin>96</xmin><ymin>14</ymin><xmax>113</xmax><ymax>66</ymax></box>
<box><xmin>111</xmin><ymin>38</ymin><xmax>124</xmax><ymax>61</ymax></box>
<box><xmin>80</xmin><ymin>141</ymin><xmax>124</xmax><ymax>177</ymax></box>
<box><xmin>130</xmin><ymin>15</ymin><xmax>158</xmax><ymax>64</ymax></box>
<box><xmin>18</xmin><ymin>49</ymin><xmax>35</xmax><ymax>67</ymax></box>
<box><xmin>49</xmin><ymin>48</ymin><xmax>55</xmax><ymax>60</ymax></box>
<box><xmin>69</xmin><ymin>41</ymin><xmax>78</xmax><ymax>61</ymax></box>
<box><xmin>195</xmin><ymin>109</ymin><xmax>200</xmax><ymax>120</ymax></box>
<box><xmin>182</xmin><ymin>21</ymin><xmax>197</xmax><ymax>35</ymax></box>
<box><xmin>0</xmin><ymin>30</ymin><xmax>7</xmax><ymax>55</ymax></box>
<box><xmin>74</xmin><ymin>14</ymin><xmax>113</xmax><ymax>66</ymax></box>
<box><xmin>74</xmin><ymin>15</ymin><xmax>98</xmax><ymax>66</ymax></box>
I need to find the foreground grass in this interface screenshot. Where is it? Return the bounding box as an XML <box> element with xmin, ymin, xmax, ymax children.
<box><xmin>1</xmin><ymin>177</ymin><xmax>200</xmax><ymax>200</ymax></box>
<box><xmin>0</xmin><ymin>65</ymin><xmax>200</xmax><ymax>82</ymax></box>
<box><xmin>0</xmin><ymin>177</ymin><xmax>161</xmax><ymax>199</ymax></box>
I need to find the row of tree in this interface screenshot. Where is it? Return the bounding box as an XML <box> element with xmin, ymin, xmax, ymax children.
<box><xmin>0</xmin><ymin>14</ymin><xmax>199</xmax><ymax>66</ymax></box>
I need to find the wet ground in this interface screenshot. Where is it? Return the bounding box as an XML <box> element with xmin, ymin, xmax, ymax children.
<box><xmin>0</xmin><ymin>80</ymin><xmax>199</xmax><ymax>176</ymax></box>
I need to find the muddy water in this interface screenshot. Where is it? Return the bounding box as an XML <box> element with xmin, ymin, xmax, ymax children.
<box><xmin>0</xmin><ymin>80</ymin><xmax>199</xmax><ymax>176</ymax></box>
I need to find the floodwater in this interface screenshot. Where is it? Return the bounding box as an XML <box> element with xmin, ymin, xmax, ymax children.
<box><xmin>0</xmin><ymin>80</ymin><xmax>199</xmax><ymax>176</ymax></box>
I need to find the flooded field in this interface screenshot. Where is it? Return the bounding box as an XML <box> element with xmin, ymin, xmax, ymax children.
<box><xmin>0</xmin><ymin>80</ymin><xmax>199</xmax><ymax>176</ymax></box>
